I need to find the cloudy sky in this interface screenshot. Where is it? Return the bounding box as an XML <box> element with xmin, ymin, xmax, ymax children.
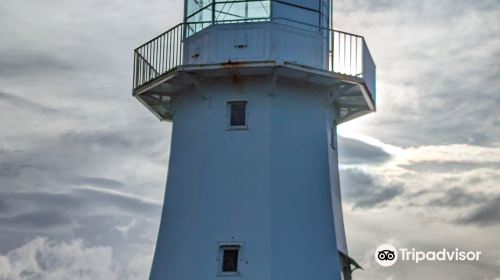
<box><xmin>0</xmin><ymin>0</ymin><xmax>499</xmax><ymax>279</ymax></box>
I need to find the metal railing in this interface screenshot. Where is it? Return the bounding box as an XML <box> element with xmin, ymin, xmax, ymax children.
<box><xmin>329</xmin><ymin>29</ymin><xmax>376</xmax><ymax>102</ymax></box>
<box><xmin>133</xmin><ymin>23</ymin><xmax>185</xmax><ymax>89</ymax></box>
<box><xmin>132</xmin><ymin>19</ymin><xmax>376</xmax><ymax>103</ymax></box>
<box><xmin>133</xmin><ymin>19</ymin><xmax>269</xmax><ymax>89</ymax></box>
<box><xmin>270</xmin><ymin>17</ymin><xmax>376</xmax><ymax>101</ymax></box>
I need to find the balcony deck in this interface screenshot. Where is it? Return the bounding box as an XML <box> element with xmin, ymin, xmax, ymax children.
<box><xmin>133</xmin><ymin>18</ymin><xmax>375</xmax><ymax>99</ymax></box>
<box><xmin>132</xmin><ymin>18</ymin><xmax>376</xmax><ymax>122</ymax></box>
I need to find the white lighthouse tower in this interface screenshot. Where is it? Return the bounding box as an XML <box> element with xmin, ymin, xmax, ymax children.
<box><xmin>132</xmin><ymin>0</ymin><xmax>375</xmax><ymax>279</ymax></box>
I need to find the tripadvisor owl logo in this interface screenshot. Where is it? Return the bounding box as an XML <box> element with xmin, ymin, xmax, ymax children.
<box><xmin>375</xmin><ymin>244</ymin><xmax>398</xmax><ymax>267</ymax></box>
<box><xmin>374</xmin><ymin>244</ymin><xmax>482</xmax><ymax>267</ymax></box>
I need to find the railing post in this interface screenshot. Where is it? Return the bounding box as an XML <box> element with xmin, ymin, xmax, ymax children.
<box><xmin>133</xmin><ymin>52</ymin><xmax>137</xmax><ymax>89</ymax></box>
<box><xmin>212</xmin><ymin>0</ymin><xmax>215</xmax><ymax>25</ymax></box>
<box><xmin>362</xmin><ymin>40</ymin><xmax>365</xmax><ymax>79</ymax></box>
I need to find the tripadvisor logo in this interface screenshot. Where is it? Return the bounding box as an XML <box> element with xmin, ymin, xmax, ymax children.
<box><xmin>375</xmin><ymin>244</ymin><xmax>482</xmax><ymax>267</ymax></box>
<box><xmin>375</xmin><ymin>244</ymin><xmax>398</xmax><ymax>267</ymax></box>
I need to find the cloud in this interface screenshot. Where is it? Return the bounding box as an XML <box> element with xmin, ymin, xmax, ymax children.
<box><xmin>0</xmin><ymin>91</ymin><xmax>60</xmax><ymax>115</ymax></box>
<box><xmin>334</xmin><ymin>0</ymin><xmax>500</xmax><ymax>147</ymax></box>
<box><xmin>0</xmin><ymin>0</ymin><xmax>176</xmax><ymax>278</ymax></box>
<box><xmin>72</xmin><ymin>177</ymin><xmax>125</xmax><ymax>189</ymax></box>
<box><xmin>0</xmin><ymin>191</ymin><xmax>83</xmax><ymax>216</ymax></box>
<box><xmin>0</xmin><ymin>0</ymin><xmax>499</xmax><ymax>279</ymax></box>
<box><xmin>0</xmin><ymin>238</ymin><xmax>115</xmax><ymax>280</ymax></box>
<box><xmin>0</xmin><ymin>187</ymin><xmax>161</xmax><ymax>254</ymax></box>
<box><xmin>400</xmin><ymin>161</ymin><xmax>500</xmax><ymax>173</ymax></box>
<box><xmin>0</xmin><ymin>200</ymin><xmax>7</xmax><ymax>212</ymax></box>
<box><xmin>0</xmin><ymin>237</ymin><xmax>148</xmax><ymax>280</ymax></box>
<box><xmin>0</xmin><ymin>51</ymin><xmax>75</xmax><ymax>78</ymax></box>
<box><xmin>0</xmin><ymin>125</ymin><xmax>168</xmax><ymax>196</ymax></box>
<box><xmin>402</xmin><ymin>144</ymin><xmax>500</xmax><ymax>165</ymax></box>
<box><xmin>427</xmin><ymin>187</ymin><xmax>487</xmax><ymax>208</ymax></box>
<box><xmin>0</xmin><ymin>187</ymin><xmax>161</xmax><ymax>220</ymax></box>
<box><xmin>60</xmin><ymin>130</ymin><xmax>137</xmax><ymax>150</ymax></box>
<box><xmin>340</xmin><ymin>168</ymin><xmax>404</xmax><ymax>209</ymax></box>
<box><xmin>338</xmin><ymin>136</ymin><xmax>391</xmax><ymax>165</ymax></box>
<box><xmin>455</xmin><ymin>196</ymin><xmax>500</xmax><ymax>227</ymax></box>
<box><xmin>0</xmin><ymin>211</ymin><xmax>73</xmax><ymax>230</ymax></box>
<box><xmin>74</xmin><ymin>186</ymin><xmax>162</xmax><ymax>216</ymax></box>
<box><xmin>114</xmin><ymin>219</ymin><xmax>137</xmax><ymax>237</ymax></box>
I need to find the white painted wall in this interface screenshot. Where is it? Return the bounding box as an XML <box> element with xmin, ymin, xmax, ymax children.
<box><xmin>184</xmin><ymin>22</ymin><xmax>325</xmax><ymax>70</ymax></box>
<box><xmin>149</xmin><ymin>76</ymin><xmax>343</xmax><ymax>280</ymax></box>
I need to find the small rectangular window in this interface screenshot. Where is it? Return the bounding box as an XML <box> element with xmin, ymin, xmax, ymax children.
<box><xmin>228</xmin><ymin>101</ymin><xmax>247</xmax><ymax>128</ymax></box>
<box><xmin>220</xmin><ymin>245</ymin><xmax>240</xmax><ymax>273</ymax></box>
<box><xmin>222</xmin><ymin>248</ymin><xmax>239</xmax><ymax>272</ymax></box>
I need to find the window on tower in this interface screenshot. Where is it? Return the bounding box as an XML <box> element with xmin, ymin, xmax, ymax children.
<box><xmin>220</xmin><ymin>245</ymin><xmax>240</xmax><ymax>274</ymax></box>
<box><xmin>228</xmin><ymin>101</ymin><xmax>247</xmax><ymax>128</ymax></box>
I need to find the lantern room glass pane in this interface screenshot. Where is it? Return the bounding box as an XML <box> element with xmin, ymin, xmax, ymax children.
<box><xmin>186</xmin><ymin>0</ymin><xmax>213</xmax><ymax>19</ymax></box>
<box><xmin>184</xmin><ymin>0</ymin><xmax>325</xmax><ymax>37</ymax></box>
<box><xmin>215</xmin><ymin>1</ymin><xmax>270</xmax><ymax>21</ymax></box>
<box><xmin>186</xmin><ymin>0</ymin><xmax>270</xmax><ymax>23</ymax></box>
<box><xmin>186</xmin><ymin>4</ymin><xmax>213</xmax><ymax>22</ymax></box>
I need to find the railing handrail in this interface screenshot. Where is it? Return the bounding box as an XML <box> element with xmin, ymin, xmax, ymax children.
<box><xmin>135</xmin><ymin>22</ymin><xmax>184</xmax><ymax>52</ymax></box>
<box><xmin>133</xmin><ymin>21</ymin><xmax>372</xmax><ymax>56</ymax></box>
<box><xmin>132</xmin><ymin>18</ymin><xmax>373</xmax><ymax>59</ymax></box>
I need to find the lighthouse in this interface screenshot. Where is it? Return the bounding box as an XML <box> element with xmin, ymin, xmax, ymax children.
<box><xmin>132</xmin><ymin>0</ymin><xmax>375</xmax><ymax>279</ymax></box>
